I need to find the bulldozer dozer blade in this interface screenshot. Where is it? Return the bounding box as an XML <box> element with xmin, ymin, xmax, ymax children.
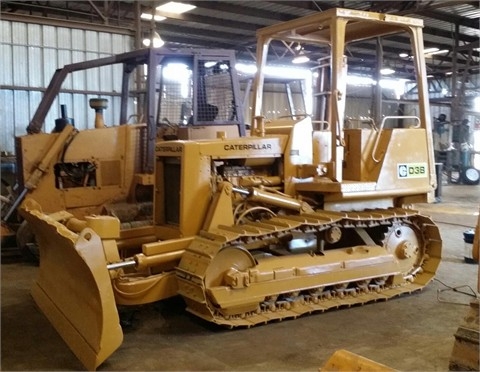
<box><xmin>20</xmin><ymin>202</ymin><xmax>123</xmax><ymax>371</ymax></box>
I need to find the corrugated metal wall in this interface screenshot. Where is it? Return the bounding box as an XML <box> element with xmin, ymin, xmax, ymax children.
<box><xmin>0</xmin><ymin>20</ymin><xmax>134</xmax><ymax>153</ymax></box>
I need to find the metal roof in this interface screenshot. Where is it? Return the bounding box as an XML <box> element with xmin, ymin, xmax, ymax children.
<box><xmin>2</xmin><ymin>0</ymin><xmax>479</xmax><ymax>78</ymax></box>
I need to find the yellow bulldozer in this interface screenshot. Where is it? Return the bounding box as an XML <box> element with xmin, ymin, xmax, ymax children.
<box><xmin>19</xmin><ymin>8</ymin><xmax>442</xmax><ymax>370</ymax></box>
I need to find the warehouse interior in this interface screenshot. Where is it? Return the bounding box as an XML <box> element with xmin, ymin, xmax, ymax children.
<box><xmin>1</xmin><ymin>1</ymin><xmax>480</xmax><ymax>371</ymax></box>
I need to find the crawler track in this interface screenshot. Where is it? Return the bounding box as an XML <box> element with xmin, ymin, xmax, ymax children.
<box><xmin>176</xmin><ymin>208</ymin><xmax>441</xmax><ymax>327</ymax></box>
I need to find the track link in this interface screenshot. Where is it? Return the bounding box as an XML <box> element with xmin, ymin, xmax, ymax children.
<box><xmin>176</xmin><ymin>208</ymin><xmax>441</xmax><ymax>327</ymax></box>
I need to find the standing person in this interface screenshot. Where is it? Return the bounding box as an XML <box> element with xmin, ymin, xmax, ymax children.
<box><xmin>433</xmin><ymin>114</ymin><xmax>451</xmax><ymax>163</ymax></box>
<box><xmin>434</xmin><ymin>113</ymin><xmax>448</xmax><ymax>137</ymax></box>
<box><xmin>459</xmin><ymin>119</ymin><xmax>470</xmax><ymax>145</ymax></box>
<box><xmin>458</xmin><ymin>119</ymin><xmax>472</xmax><ymax>169</ymax></box>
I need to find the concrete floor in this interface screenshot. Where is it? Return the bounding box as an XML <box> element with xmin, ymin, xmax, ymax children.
<box><xmin>1</xmin><ymin>185</ymin><xmax>479</xmax><ymax>371</ymax></box>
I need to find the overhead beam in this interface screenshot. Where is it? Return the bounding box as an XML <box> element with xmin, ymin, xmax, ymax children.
<box><xmin>4</xmin><ymin>1</ymin><xmax>104</xmax><ymax>22</ymax></box>
<box><xmin>159</xmin><ymin>23</ymin><xmax>253</xmax><ymax>43</ymax></box>
<box><xmin>265</xmin><ymin>1</ymin><xmax>335</xmax><ymax>11</ymax></box>
<box><xmin>161</xmin><ymin>34</ymin><xmax>237</xmax><ymax>50</ymax></box>
<box><xmin>416</xmin><ymin>9</ymin><xmax>480</xmax><ymax>30</ymax></box>
<box><xmin>182</xmin><ymin>1</ymin><xmax>293</xmax><ymax>22</ymax></box>
<box><xmin>423</xmin><ymin>25</ymin><xmax>478</xmax><ymax>44</ymax></box>
<box><xmin>1</xmin><ymin>12</ymin><xmax>134</xmax><ymax>34</ymax></box>
<box><xmin>266</xmin><ymin>1</ymin><xmax>479</xmax><ymax>33</ymax></box>
<box><xmin>151</xmin><ymin>9</ymin><xmax>258</xmax><ymax>32</ymax></box>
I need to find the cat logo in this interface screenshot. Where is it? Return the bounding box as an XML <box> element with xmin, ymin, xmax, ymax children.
<box><xmin>397</xmin><ymin>163</ymin><xmax>427</xmax><ymax>179</ymax></box>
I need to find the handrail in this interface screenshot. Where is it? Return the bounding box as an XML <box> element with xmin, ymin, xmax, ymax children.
<box><xmin>333</xmin><ymin>90</ymin><xmax>345</xmax><ymax>147</ymax></box>
<box><xmin>277</xmin><ymin>114</ymin><xmax>311</xmax><ymax>119</ymax></box>
<box><xmin>371</xmin><ymin>116</ymin><xmax>420</xmax><ymax>163</ymax></box>
<box><xmin>312</xmin><ymin>120</ymin><xmax>330</xmax><ymax>130</ymax></box>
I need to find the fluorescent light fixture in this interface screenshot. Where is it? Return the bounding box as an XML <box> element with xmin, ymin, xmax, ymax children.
<box><xmin>156</xmin><ymin>2</ymin><xmax>196</xmax><ymax>14</ymax></box>
<box><xmin>380</xmin><ymin>67</ymin><xmax>395</xmax><ymax>75</ymax></box>
<box><xmin>140</xmin><ymin>12</ymin><xmax>166</xmax><ymax>21</ymax></box>
<box><xmin>292</xmin><ymin>55</ymin><xmax>310</xmax><ymax>64</ymax></box>
<box><xmin>292</xmin><ymin>50</ymin><xmax>310</xmax><ymax>64</ymax></box>
<box><xmin>204</xmin><ymin>61</ymin><xmax>217</xmax><ymax>68</ymax></box>
<box><xmin>399</xmin><ymin>52</ymin><xmax>409</xmax><ymax>58</ymax></box>
<box><xmin>143</xmin><ymin>31</ymin><xmax>165</xmax><ymax>48</ymax></box>
<box><xmin>426</xmin><ymin>49</ymin><xmax>449</xmax><ymax>56</ymax></box>
<box><xmin>203</xmin><ymin>61</ymin><xmax>229</xmax><ymax>70</ymax></box>
<box><xmin>424</xmin><ymin>47</ymin><xmax>439</xmax><ymax>54</ymax></box>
